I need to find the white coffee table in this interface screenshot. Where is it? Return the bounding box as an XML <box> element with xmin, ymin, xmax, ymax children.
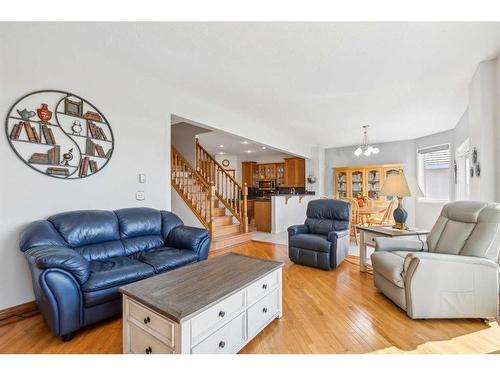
<box><xmin>120</xmin><ymin>253</ymin><xmax>283</xmax><ymax>354</ymax></box>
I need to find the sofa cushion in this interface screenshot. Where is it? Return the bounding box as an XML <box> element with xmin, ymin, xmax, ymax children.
<box><xmin>370</xmin><ymin>251</ymin><xmax>409</xmax><ymax>288</ymax></box>
<box><xmin>48</xmin><ymin>210</ymin><xmax>120</xmax><ymax>247</ymax></box>
<box><xmin>289</xmin><ymin>234</ymin><xmax>331</xmax><ymax>253</ymax></box>
<box><xmin>74</xmin><ymin>239</ymin><xmax>126</xmax><ymax>261</ymax></box>
<box><xmin>139</xmin><ymin>247</ymin><xmax>198</xmax><ymax>273</ymax></box>
<box><xmin>20</xmin><ymin>220</ymin><xmax>68</xmax><ymax>251</ymax></box>
<box><xmin>122</xmin><ymin>235</ymin><xmax>165</xmax><ymax>256</ymax></box>
<box><xmin>82</xmin><ymin>256</ymin><xmax>154</xmax><ymax>292</ymax></box>
<box><xmin>115</xmin><ymin>208</ymin><xmax>162</xmax><ymax>239</ymax></box>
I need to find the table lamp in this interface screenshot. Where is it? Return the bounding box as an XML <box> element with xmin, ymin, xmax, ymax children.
<box><xmin>379</xmin><ymin>170</ymin><xmax>423</xmax><ymax>230</ymax></box>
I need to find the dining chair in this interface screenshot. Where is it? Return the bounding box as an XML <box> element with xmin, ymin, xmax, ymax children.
<box><xmin>367</xmin><ymin>198</ymin><xmax>397</xmax><ymax>226</ymax></box>
<box><xmin>341</xmin><ymin>197</ymin><xmax>360</xmax><ymax>244</ymax></box>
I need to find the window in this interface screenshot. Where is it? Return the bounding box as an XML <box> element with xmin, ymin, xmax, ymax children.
<box><xmin>417</xmin><ymin>144</ymin><xmax>451</xmax><ymax>201</ymax></box>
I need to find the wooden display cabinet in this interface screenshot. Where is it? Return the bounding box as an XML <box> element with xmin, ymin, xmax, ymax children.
<box><xmin>334</xmin><ymin>164</ymin><xmax>403</xmax><ymax>202</ymax></box>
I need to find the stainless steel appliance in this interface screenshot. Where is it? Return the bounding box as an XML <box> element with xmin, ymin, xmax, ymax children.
<box><xmin>258</xmin><ymin>180</ymin><xmax>275</xmax><ymax>190</ymax></box>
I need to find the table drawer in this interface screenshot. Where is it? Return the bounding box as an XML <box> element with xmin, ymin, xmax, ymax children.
<box><xmin>247</xmin><ymin>270</ymin><xmax>279</xmax><ymax>304</ymax></box>
<box><xmin>364</xmin><ymin>234</ymin><xmax>380</xmax><ymax>247</ymax></box>
<box><xmin>127</xmin><ymin>299</ymin><xmax>174</xmax><ymax>347</ymax></box>
<box><xmin>128</xmin><ymin>322</ymin><xmax>173</xmax><ymax>354</ymax></box>
<box><xmin>191</xmin><ymin>313</ymin><xmax>246</xmax><ymax>354</ymax></box>
<box><xmin>191</xmin><ymin>290</ymin><xmax>245</xmax><ymax>344</ymax></box>
<box><xmin>247</xmin><ymin>289</ymin><xmax>279</xmax><ymax>339</ymax></box>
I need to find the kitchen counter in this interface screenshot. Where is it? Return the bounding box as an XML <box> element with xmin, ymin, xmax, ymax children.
<box><xmin>271</xmin><ymin>194</ymin><xmax>316</xmax><ymax>233</ymax></box>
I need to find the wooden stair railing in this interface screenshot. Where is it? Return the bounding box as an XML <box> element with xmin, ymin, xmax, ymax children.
<box><xmin>195</xmin><ymin>139</ymin><xmax>248</xmax><ymax>233</ymax></box>
<box><xmin>171</xmin><ymin>146</ymin><xmax>216</xmax><ymax>234</ymax></box>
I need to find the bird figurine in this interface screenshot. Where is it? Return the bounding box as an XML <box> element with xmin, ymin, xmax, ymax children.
<box><xmin>16</xmin><ymin>108</ymin><xmax>36</xmax><ymax>120</ymax></box>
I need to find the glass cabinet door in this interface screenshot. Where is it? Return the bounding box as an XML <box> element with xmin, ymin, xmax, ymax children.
<box><xmin>367</xmin><ymin>168</ymin><xmax>382</xmax><ymax>200</ymax></box>
<box><xmin>350</xmin><ymin>170</ymin><xmax>364</xmax><ymax>198</ymax></box>
<box><xmin>276</xmin><ymin>163</ymin><xmax>285</xmax><ymax>186</ymax></box>
<box><xmin>336</xmin><ymin>171</ymin><xmax>348</xmax><ymax>198</ymax></box>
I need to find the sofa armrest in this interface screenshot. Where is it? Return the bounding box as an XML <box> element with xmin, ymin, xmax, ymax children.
<box><xmin>165</xmin><ymin>226</ymin><xmax>210</xmax><ymax>259</ymax></box>
<box><xmin>327</xmin><ymin>229</ymin><xmax>349</xmax><ymax>242</ymax></box>
<box><xmin>287</xmin><ymin>224</ymin><xmax>308</xmax><ymax>236</ymax></box>
<box><xmin>375</xmin><ymin>237</ymin><xmax>426</xmax><ymax>252</ymax></box>
<box><xmin>403</xmin><ymin>252</ymin><xmax>499</xmax><ymax>319</ymax></box>
<box><xmin>25</xmin><ymin>246</ymin><xmax>90</xmax><ymax>284</ymax></box>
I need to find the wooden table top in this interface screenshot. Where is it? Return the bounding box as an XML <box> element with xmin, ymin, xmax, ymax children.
<box><xmin>357</xmin><ymin>206</ymin><xmax>386</xmax><ymax>215</ymax></box>
<box><xmin>119</xmin><ymin>253</ymin><xmax>283</xmax><ymax>323</ymax></box>
<box><xmin>355</xmin><ymin>225</ymin><xmax>430</xmax><ymax>237</ymax></box>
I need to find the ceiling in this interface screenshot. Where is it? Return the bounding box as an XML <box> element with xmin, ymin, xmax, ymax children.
<box><xmin>11</xmin><ymin>22</ymin><xmax>500</xmax><ymax>149</ymax></box>
<box><xmin>172</xmin><ymin>116</ymin><xmax>293</xmax><ymax>158</ymax></box>
<box><xmin>196</xmin><ymin>129</ymin><xmax>293</xmax><ymax>158</ymax></box>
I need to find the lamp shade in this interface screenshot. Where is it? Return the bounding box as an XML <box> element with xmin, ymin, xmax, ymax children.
<box><xmin>380</xmin><ymin>171</ymin><xmax>423</xmax><ymax>198</ymax></box>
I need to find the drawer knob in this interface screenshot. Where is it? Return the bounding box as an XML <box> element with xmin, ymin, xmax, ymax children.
<box><xmin>145</xmin><ymin>346</ymin><xmax>152</xmax><ymax>354</ymax></box>
<box><xmin>219</xmin><ymin>340</ymin><xmax>226</xmax><ymax>349</ymax></box>
<box><xmin>143</xmin><ymin>316</ymin><xmax>151</xmax><ymax>324</ymax></box>
<box><xmin>262</xmin><ymin>307</ymin><xmax>268</xmax><ymax>313</ymax></box>
<box><xmin>262</xmin><ymin>283</ymin><xmax>267</xmax><ymax>289</ymax></box>
<box><xmin>218</xmin><ymin>310</ymin><xmax>226</xmax><ymax>318</ymax></box>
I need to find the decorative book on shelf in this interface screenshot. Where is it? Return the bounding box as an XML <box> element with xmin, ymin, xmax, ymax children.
<box><xmin>5</xmin><ymin>90</ymin><xmax>114</xmax><ymax>179</ymax></box>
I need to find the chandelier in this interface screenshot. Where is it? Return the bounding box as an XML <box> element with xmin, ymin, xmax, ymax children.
<box><xmin>354</xmin><ymin>125</ymin><xmax>380</xmax><ymax>156</ymax></box>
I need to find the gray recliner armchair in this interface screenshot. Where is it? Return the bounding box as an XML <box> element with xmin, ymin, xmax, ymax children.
<box><xmin>371</xmin><ymin>201</ymin><xmax>500</xmax><ymax>319</ymax></box>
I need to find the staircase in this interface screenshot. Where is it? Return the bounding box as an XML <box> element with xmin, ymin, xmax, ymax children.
<box><xmin>171</xmin><ymin>144</ymin><xmax>252</xmax><ymax>253</ymax></box>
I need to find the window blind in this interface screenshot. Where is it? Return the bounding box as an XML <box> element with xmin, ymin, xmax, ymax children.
<box><xmin>418</xmin><ymin>144</ymin><xmax>450</xmax><ymax>170</ymax></box>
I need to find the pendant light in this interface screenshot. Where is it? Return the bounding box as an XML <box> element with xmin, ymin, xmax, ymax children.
<box><xmin>354</xmin><ymin>125</ymin><xmax>380</xmax><ymax>156</ymax></box>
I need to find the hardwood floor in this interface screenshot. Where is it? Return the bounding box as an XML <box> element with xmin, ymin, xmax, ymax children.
<box><xmin>1</xmin><ymin>241</ymin><xmax>500</xmax><ymax>354</ymax></box>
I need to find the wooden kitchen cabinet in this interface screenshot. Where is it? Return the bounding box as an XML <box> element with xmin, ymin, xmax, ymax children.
<box><xmin>242</xmin><ymin>161</ymin><xmax>257</xmax><ymax>187</ymax></box>
<box><xmin>254</xmin><ymin>200</ymin><xmax>272</xmax><ymax>232</ymax></box>
<box><xmin>284</xmin><ymin>157</ymin><xmax>305</xmax><ymax>187</ymax></box>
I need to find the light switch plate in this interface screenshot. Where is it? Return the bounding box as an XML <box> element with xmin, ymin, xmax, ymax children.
<box><xmin>139</xmin><ymin>174</ymin><xmax>146</xmax><ymax>183</ymax></box>
<box><xmin>136</xmin><ymin>191</ymin><xmax>145</xmax><ymax>201</ymax></box>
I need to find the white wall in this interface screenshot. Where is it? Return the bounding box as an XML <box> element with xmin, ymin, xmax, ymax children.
<box><xmin>468</xmin><ymin>60</ymin><xmax>498</xmax><ymax>202</ymax></box>
<box><xmin>215</xmin><ymin>154</ymin><xmax>241</xmax><ymax>182</ymax></box>
<box><xmin>171</xmin><ymin>122</ymin><xmax>210</xmax><ymax>165</ymax></box>
<box><xmin>0</xmin><ymin>24</ymin><xmax>309</xmax><ymax>310</ymax></box>
<box><xmin>171</xmin><ymin>189</ymin><xmax>204</xmax><ymax>228</ymax></box>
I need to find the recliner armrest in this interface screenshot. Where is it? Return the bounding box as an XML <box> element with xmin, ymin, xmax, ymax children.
<box><xmin>375</xmin><ymin>237</ymin><xmax>427</xmax><ymax>252</ymax></box>
<box><xmin>404</xmin><ymin>252</ymin><xmax>499</xmax><ymax>271</ymax></box>
<box><xmin>327</xmin><ymin>229</ymin><xmax>349</xmax><ymax>242</ymax></box>
<box><xmin>165</xmin><ymin>225</ymin><xmax>210</xmax><ymax>254</ymax></box>
<box><xmin>25</xmin><ymin>245</ymin><xmax>90</xmax><ymax>284</ymax></box>
<box><xmin>288</xmin><ymin>224</ymin><xmax>308</xmax><ymax>236</ymax></box>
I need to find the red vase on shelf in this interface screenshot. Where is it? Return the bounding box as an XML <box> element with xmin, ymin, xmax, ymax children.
<box><xmin>37</xmin><ymin>103</ymin><xmax>52</xmax><ymax>123</ymax></box>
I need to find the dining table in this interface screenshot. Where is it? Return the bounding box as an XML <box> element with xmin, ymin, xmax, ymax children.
<box><xmin>357</xmin><ymin>205</ymin><xmax>387</xmax><ymax>224</ymax></box>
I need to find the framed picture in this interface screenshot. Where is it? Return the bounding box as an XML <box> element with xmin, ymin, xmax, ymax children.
<box><xmin>64</xmin><ymin>98</ymin><xmax>83</xmax><ymax>117</ymax></box>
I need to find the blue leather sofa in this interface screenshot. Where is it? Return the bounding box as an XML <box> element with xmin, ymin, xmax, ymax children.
<box><xmin>19</xmin><ymin>207</ymin><xmax>210</xmax><ymax>341</ymax></box>
<box><xmin>288</xmin><ymin>199</ymin><xmax>351</xmax><ymax>270</ymax></box>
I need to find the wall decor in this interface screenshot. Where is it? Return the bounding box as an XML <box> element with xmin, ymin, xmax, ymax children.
<box><xmin>5</xmin><ymin>90</ymin><xmax>114</xmax><ymax>179</ymax></box>
<box><xmin>64</xmin><ymin>98</ymin><xmax>83</xmax><ymax>117</ymax></box>
<box><xmin>472</xmin><ymin>147</ymin><xmax>478</xmax><ymax>164</ymax></box>
<box><xmin>222</xmin><ymin>159</ymin><xmax>230</xmax><ymax>167</ymax></box>
<box><xmin>453</xmin><ymin>160</ymin><xmax>457</xmax><ymax>184</ymax></box>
